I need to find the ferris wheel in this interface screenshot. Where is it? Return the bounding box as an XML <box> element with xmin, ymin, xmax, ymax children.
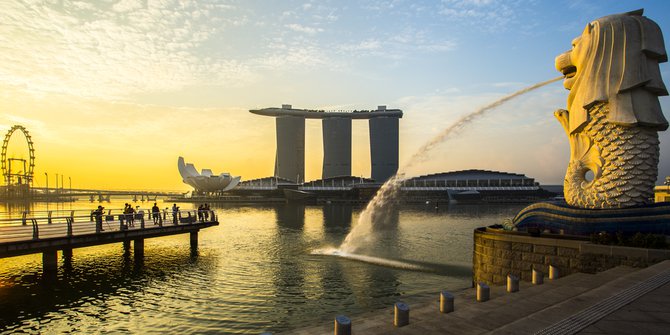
<box><xmin>1</xmin><ymin>125</ymin><xmax>35</xmax><ymax>186</ymax></box>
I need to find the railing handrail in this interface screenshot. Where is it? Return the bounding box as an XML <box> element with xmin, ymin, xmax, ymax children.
<box><xmin>0</xmin><ymin>209</ymin><xmax>215</xmax><ymax>225</ymax></box>
<box><xmin>1</xmin><ymin>209</ymin><xmax>217</xmax><ymax>241</ymax></box>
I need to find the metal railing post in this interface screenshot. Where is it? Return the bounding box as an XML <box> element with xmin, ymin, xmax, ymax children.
<box><xmin>22</xmin><ymin>211</ymin><xmax>27</xmax><ymax>226</ymax></box>
<box><xmin>66</xmin><ymin>217</ymin><xmax>73</xmax><ymax>237</ymax></box>
<box><xmin>70</xmin><ymin>210</ymin><xmax>75</xmax><ymax>224</ymax></box>
<box><xmin>140</xmin><ymin>213</ymin><xmax>145</xmax><ymax>229</ymax></box>
<box><xmin>48</xmin><ymin>211</ymin><xmax>53</xmax><ymax>224</ymax></box>
<box><xmin>31</xmin><ymin>219</ymin><xmax>39</xmax><ymax>239</ymax></box>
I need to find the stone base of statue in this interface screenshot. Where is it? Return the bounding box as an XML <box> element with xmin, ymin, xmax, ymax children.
<box><xmin>508</xmin><ymin>201</ymin><xmax>670</xmax><ymax>236</ymax></box>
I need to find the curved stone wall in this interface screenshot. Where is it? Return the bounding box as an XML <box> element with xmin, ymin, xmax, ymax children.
<box><xmin>473</xmin><ymin>227</ymin><xmax>670</xmax><ymax>285</ymax></box>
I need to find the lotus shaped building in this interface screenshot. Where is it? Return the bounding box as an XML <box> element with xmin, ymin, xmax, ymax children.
<box><xmin>178</xmin><ymin>157</ymin><xmax>240</xmax><ymax>193</ymax></box>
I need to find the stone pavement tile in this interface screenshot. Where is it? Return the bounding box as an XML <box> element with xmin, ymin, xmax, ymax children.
<box><xmin>646</xmin><ymin>311</ymin><xmax>670</xmax><ymax>322</ymax></box>
<box><xmin>577</xmin><ymin>328</ymin><xmax>608</xmax><ymax>335</ymax></box>
<box><xmin>453</xmin><ymin>303</ymin><xmax>538</xmax><ymax>331</ymax></box>
<box><xmin>601</xmin><ymin>307</ymin><xmax>669</xmax><ymax>323</ymax></box>
<box><xmin>355</xmin><ymin>321</ymin><xmax>396</xmax><ymax>334</ymax></box>
<box><xmin>579</xmin><ymin>320</ymin><xmax>670</xmax><ymax>335</ymax></box>
<box><xmin>483</xmin><ymin>317</ymin><xmax>554</xmax><ymax>335</ymax></box>
<box><xmin>524</xmin><ymin>285</ymin><xmax>591</xmax><ymax>305</ymax></box>
<box><xmin>420</xmin><ymin>315</ymin><xmax>489</xmax><ymax>335</ymax></box>
<box><xmin>624</xmin><ymin>300</ymin><xmax>669</xmax><ymax>313</ymax></box>
<box><xmin>394</xmin><ymin>323</ymin><xmax>441</xmax><ymax>334</ymax></box>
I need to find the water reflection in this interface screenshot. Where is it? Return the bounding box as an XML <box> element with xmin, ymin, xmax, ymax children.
<box><xmin>322</xmin><ymin>203</ymin><xmax>353</xmax><ymax>230</ymax></box>
<box><xmin>0</xmin><ymin>244</ymin><xmax>213</xmax><ymax>332</ymax></box>
<box><xmin>275</xmin><ymin>202</ymin><xmax>305</xmax><ymax>229</ymax></box>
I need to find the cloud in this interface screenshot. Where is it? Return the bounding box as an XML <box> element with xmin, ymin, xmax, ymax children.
<box><xmin>112</xmin><ymin>0</ymin><xmax>143</xmax><ymax>12</ymax></box>
<box><xmin>337</xmin><ymin>29</ymin><xmax>456</xmax><ymax>61</ymax></box>
<box><xmin>438</xmin><ymin>0</ymin><xmax>523</xmax><ymax>32</ymax></box>
<box><xmin>286</xmin><ymin>23</ymin><xmax>323</xmax><ymax>35</ymax></box>
<box><xmin>0</xmin><ymin>1</ymin><xmax>251</xmax><ymax>100</ymax></box>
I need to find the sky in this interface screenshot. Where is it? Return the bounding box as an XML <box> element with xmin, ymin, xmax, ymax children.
<box><xmin>1</xmin><ymin>0</ymin><xmax>669</xmax><ymax>191</ymax></box>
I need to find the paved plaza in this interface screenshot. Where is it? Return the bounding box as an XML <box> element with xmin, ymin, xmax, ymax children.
<box><xmin>283</xmin><ymin>260</ymin><xmax>670</xmax><ymax>334</ymax></box>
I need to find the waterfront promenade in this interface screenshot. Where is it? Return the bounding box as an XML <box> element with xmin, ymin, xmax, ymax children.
<box><xmin>283</xmin><ymin>260</ymin><xmax>670</xmax><ymax>334</ymax></box>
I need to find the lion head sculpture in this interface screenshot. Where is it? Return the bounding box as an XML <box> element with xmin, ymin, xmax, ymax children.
<box><xmin>555</xmin><ymin>9</ymin><xmax>668</xmax><ymax>134</ymax></box>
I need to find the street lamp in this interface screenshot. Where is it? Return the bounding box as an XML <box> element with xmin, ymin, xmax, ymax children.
<box><xmin>45</xmin><ymin>172</ymin><xmax>48</xmax><ymax>196</ymax></box>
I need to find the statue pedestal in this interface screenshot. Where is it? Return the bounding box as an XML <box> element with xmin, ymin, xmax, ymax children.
<box><xmin>510</xmin><ymin>201</ymin><xmax>670</xmax><ymax>236</ymax></box>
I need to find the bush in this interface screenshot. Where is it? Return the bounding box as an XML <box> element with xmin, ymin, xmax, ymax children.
<box><xmin>590</xmin><ymin>231</ymin><xmax>668</xmax><ymax>249</ymax></box>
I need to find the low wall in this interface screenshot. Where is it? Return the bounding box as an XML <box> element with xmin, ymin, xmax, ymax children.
<box><xmin>473</xmin><ymin>227</ymin><xmax>670</xmax><ymax>285</ymax></box>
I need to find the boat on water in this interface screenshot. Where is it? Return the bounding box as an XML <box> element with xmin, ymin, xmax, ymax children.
<box><xmin>283</xmin><ymin>189</ymin><xmax>316</xmax><ymax>201</ymax></box>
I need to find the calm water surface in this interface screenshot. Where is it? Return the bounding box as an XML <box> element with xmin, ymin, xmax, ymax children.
<box><xmin>0</xmin><ymin>200</ymin><xmax>526</xmax><ymax>334</ymax></box>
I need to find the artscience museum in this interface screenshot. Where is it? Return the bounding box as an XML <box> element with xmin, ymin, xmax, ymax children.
<box><xmin>178</xmin><ymin>157</ymin><xmax>240</xmax><ymax>194</ymax></box>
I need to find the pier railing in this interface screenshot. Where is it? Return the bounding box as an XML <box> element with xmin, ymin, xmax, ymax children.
<box><xmin>0</xmin><ymin>208</ymin><xmax>217</xmax><ymax>242</ymax></box>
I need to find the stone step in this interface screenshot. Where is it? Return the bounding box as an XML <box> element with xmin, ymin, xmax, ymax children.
<box><xmin>279</xmin><ymin>264</ymin><xmax>652</xmax><ymax>335</ymax></box>
<box><xmin>488</xmin><ymin>260</ymin><xmax>670</xmax><ymax>334</ymax></box>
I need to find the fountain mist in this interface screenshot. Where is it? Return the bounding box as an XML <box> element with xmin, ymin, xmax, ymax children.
<box><xmin>339</xmin><ymin>76</ymin><xmax>563</xmax><ymax>253</ymax></box>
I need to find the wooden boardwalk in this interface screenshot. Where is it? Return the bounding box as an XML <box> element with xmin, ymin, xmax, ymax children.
<box><xmin>0</xmin><ymin>208</ymin><xmax>218</xmax><ymax>271</ymax></box>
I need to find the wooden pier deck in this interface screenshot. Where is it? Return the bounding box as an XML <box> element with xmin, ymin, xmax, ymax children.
<box><xmin>0</xmin><ymin>208</ymin><xmax>218</xmax><ymax>272</ymax></box>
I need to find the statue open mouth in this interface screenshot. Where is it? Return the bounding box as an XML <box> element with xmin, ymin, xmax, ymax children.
<box><xmin>561</xmin><ymin>65</ymin><xmax>577</xmax><ymax>90</ymax></box>
<box><xmin>555</xmin><ymin>51</ymin><xmax>577</xmax><ymax>89</ymax></box>
<box><xmin>561</xmin><ymin>65</ymin><xmax>576</xmax><ymax>78</ymax></box>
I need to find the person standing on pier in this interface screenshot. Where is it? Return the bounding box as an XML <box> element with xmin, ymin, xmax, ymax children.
<box><xmin>124</xmin><ymin>203</ymin><xmax>135</xmax><ymax>227</ymax></box>
<box><xmin>93</xmin><ymin>205</ymin><xmax>104</xmax><ymax>233</ymax></box>
<box><xmin>152</xmin><ymin>203</ymin><xmax>160</xmax><ymax>225</ymax></box>
<box><xmin>203</xmin><ymin>203</ymin><xmax>210</xmax><ymax>221</ymax></box>
<box><xmin>197</xmin><ymin>204</ymin><xmax>204</xmax><ymax>222</ymax></box>
<box><xmin>172</xmin><ymin>203</ymin><xmax>179</xmax><ymax>224</ymax></box>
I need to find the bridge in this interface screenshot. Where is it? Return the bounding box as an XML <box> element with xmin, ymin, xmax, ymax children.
<box><xmin>1</xmin><ymin>186</ymin><xmax>185</xmax><ymax>202</ymax></box>
<box><xmin>0</xmin><ymin>208</ymin><xmax>218</xmax><ymax>274</ymax></box>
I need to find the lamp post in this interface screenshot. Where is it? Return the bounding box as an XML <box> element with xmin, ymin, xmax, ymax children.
<box><xmin>45</xmin><ymin>172</ymin><xmax>48</xmax><ymax>198</ymax></box>
<box><xmin>55</xmin><ymin>173</ymin><xmax>59</xmax><ymax>194</ymax></box>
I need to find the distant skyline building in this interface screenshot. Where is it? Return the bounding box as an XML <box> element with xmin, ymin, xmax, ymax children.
<box><xmin>322</xmin><ymin>117</ymin><xmax>351</xmax><ymax>179</ymax></box>
<box><xmin>177</xmin><ymin>157</ymin><xmax>240</xmax><ymax>193</ymax></box>
<box><xmin>274</xmin><ymin>115</ymin><xmax>305</xmax><ymax>183</ymax></box>
<box><xmin>369</xmin><ymin>115</ymin><xmax>400</xmax><ymax>183</ymax></box>
<box><xmin>250</xmin><ymin>104</ymin><xmax>403</xmax><ymax>183</ymax></box>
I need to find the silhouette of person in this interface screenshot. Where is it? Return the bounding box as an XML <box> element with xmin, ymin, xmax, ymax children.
<box><xmin>152</xmin><ymin>203</ymin><xmax>160</xmax><ymax>225</ymax></box>
<box><xmin>197</xmin><ymin>204</ymin><xmax>204</xmax><ymax>222</ymax></box>
<box><xmin>203</xmin><ymin>203</ymin><xmax>210</xmax><ymax>221</ymax></box>
<box><xmin>172</xmin><ymin>203</ymin><xmax>179</xmax><ymax>224</ymax></box>
<box><xmin>93</xmin><ymin>205</ymin><xmax>104</xmax><ymax>233</ymax></box>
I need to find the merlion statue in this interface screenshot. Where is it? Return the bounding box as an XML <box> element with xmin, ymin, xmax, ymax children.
<box><xmin>554</xmin><ymin>9</ymin><xmax>668</xmax><ymax>209</ymax></box>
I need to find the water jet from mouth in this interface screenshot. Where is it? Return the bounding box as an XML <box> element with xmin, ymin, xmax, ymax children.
<box><xmin>339</xmin><ymin>76</ymin><xmax>563</xmax><ymax>254</ymax></box>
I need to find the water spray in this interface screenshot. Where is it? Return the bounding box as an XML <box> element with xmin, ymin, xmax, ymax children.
<box><xmin>339</xmin><ymin>76</ymin><xmax>563</xmax><ymax>254</ymax></box>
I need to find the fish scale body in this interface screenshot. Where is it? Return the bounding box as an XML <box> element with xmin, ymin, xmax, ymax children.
<box><xmin>564</xmin><ymin>103</ymin><xmax>659</xmax><ymax>209</ymax></box>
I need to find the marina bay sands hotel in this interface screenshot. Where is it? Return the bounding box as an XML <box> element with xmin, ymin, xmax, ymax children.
<box><xmin>250</xmin><ymin>105</ymin><xmax>403</xmax><ymax>183</ymax></box>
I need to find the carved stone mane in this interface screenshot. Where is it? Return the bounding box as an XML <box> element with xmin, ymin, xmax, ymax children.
<box><xmin>555</xmin><ymin>9</ymin><xmax>668</xmax><ymax>209</ymax></box>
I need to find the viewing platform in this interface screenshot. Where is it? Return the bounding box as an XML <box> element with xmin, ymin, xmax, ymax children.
<box><xmin>0</xmin><ymin>208</ymin><xmax>218</xmax><ymax>273</ymax></box>
<box><xmin>282</xmin><ymin>260</ymin><xmax>670</xmax><ymax>334</ymax></box>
